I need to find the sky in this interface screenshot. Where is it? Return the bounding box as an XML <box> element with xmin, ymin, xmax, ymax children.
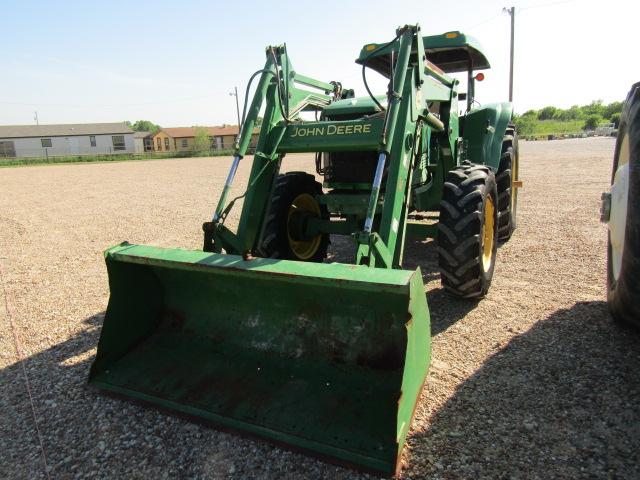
<box><xmin>1</xmin><ymin>0</ymin><xmax>638</xmax><ymax>127</ymax></box>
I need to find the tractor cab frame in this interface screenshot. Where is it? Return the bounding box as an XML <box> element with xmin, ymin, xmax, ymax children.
<box><xmin>355</xmin><ymin>30</ymin><xmax>491</xmax><ymax>111</ymax></box>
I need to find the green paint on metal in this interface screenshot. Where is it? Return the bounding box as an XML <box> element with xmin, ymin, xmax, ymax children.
<box><xmin>320</xmin><ymin>192</ymin><xmax>372</xmax><ymax>216</ymax></box>
<box><xmin>406</xmin><ymin>221</ymin><xmax>438</xmax><ymax>239</ymax></box>
<box><xmin>356</xmin><ymin>31</ymin><xmax>490</xmax><ymax>75</ymax></box>
<box><xmin>90</xmin><ymin>243</ymin><xmax>430</xmax><ymax>475</ymax></box>
<box><xmin>322</xmin><ymin>182</ymin><xmax>373</xmax><ymax>191</ymax></box>
<box><xmin>396</xmin><ymin>272</ymin><xmax>431</xmax><ymax>455</ymax></box>
<box><xmin>423</xmin><ymin>76</ymin><xmax>455</xmax><ymax>102</ymax></box>
<box><xmin>323</xmin><ymin>96</ymin><xmax>386</xmax><ymax>116</ymax></box>
<box><xmin>462</xmin><ymin>102</ymin><xmax>514</xmax><ymax>170</ymax></box>
<box><xmin>278</xmin><ymin>119</ymin><xmax>383</xmax><ymax>153</ymax></box>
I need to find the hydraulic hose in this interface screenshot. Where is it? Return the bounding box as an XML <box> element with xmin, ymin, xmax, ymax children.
<box><xmin>360</xmin><ymin>31</ymin><xmax>403</xmax><ymax>112</ymax></box>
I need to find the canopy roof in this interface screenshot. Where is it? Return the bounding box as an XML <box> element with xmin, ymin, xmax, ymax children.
<box><xmin>356</xmin><ymin>31</ymin><xmax>491</xmax><ymax>77</ymax></box>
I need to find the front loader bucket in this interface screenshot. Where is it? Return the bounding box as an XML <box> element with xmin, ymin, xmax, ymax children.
<box><xmin>89</xmin><ymin>243</ymin><xmax>430</xmax><ymax>475</ymax></box>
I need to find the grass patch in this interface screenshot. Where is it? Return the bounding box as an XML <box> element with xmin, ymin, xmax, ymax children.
<box><xmin>526</xmin><ymin>120</ymin><xmax>584</xmax><ymax>135</ymax></box>
<box><xmin>0</xmin><ymin>149</ymin><xmax>236</xmax><ymax>168</ymax></box>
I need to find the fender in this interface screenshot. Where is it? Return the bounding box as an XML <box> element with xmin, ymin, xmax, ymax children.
<box><xmin>462</xmin><ymin>102</ymin><xmax>513</xmax><ymax>171</ymax></box>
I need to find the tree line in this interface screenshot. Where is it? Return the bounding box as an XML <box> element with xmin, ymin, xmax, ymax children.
<box><xmin>515</xmin><ymin>100</ymin><xmax>623</xmax><ymax>135</ymax></box>
<box><xmin>126</xmin><ymin>102</ymin><xmax>621</xmax><ymax>141</ymax></box>
<box><xmin>124</xmin><ymin>120</ymin><xmax>161</xmax><ymax>133</ymax></box>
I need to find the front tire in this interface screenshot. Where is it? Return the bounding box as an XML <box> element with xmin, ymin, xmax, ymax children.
<box><xmin>607</xmin><ymin>82</ymin><xmax>640</xmax><ymax>325</ymax></box>
<box><xmin>437</xmin><ymin>163</ymin><xmax>499</xmax><ymax>298</ymax></box>
<box><xmin>258</xmin><ymin>172</ymin><xmax>329</xmax><ymax>262</ymax></box>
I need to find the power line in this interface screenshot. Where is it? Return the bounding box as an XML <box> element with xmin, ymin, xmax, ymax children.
<box><xmin>465</xmin><ymin>0</ymin><xmax>575</xmax><ymax>31</ymax></box>
<box><xmin>519</xmin><ymin>0</ymin><xmax>575</xmax><ymax>12</ymax></box>
<box><xmin>0</xmin><ymin>94</ymin><xmax>226</xmax><ymax>109</ymax></box>
<box><xmin>0</xmin><ymin>257</ymin><xmax>51</xmax><ymax>480</ymax></box>
<box><xmin>465</xmin><ymin>13</ymin><xmax>502</xmax><ymax>31</ymax></box>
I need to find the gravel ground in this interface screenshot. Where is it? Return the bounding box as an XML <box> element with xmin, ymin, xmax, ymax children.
<box><xmin>1</xmin><ymin>136</ymin><xmax>639</xmax><ymax>479</ymax></box>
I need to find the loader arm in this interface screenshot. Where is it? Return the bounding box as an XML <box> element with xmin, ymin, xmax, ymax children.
<box><xmin>207</xmin><ymin>26</ymin><xmax>434</xmax><ymax>270</ymax></box>
<box><xmin>204</xmin><ymin>45</ymin><xmax>341</xmax><ymax>255</ymax></box>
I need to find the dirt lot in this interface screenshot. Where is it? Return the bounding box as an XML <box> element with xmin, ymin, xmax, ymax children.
<box><xmin>1</xmin><ymin>137</ymin><xmax>639</xmax><ymax>479</ymax></box>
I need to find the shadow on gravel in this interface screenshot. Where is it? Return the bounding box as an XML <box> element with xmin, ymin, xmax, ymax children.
<box><xmin>0</xmin><ymin>313</ymin><xmax>104</xmax><ymax>479</ymax></box>
<box><xmin>327</xmin><ymin>235</ymin><xmax>443</xmax><ymax>283</ymax></box>
<box><xmin>423</xmin><ymin>288</ymin><xmax>478</xmax><ymax>336</ymax></box>
<box><xmin>329</xmin><ymin>234</ymin><xmax>478</xmax><ymax>336</ymax></box>
<box><xmin>404</xmin><ymin>301</ymin><xmax>640</xmax><ymax>479</ymax></box>
<box><xmin>2</xmin><ymin>311</ymin><xmax>375</xmax><ymax>480</ymax></box>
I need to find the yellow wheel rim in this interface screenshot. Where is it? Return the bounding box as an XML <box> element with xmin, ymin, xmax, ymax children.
<box><xmin>287</xmin><ymin>193</ymin><xmax>322</xmax><ymax>260</ymax></box>
<box><xmin>482</xmin><ymin>195</ymin><xmax>495</xmax><ymax>272</ymax></box>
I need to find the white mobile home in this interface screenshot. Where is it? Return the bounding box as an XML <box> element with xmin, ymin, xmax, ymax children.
<box><xmin>0</xmin><ymin>123</ymin><xmax>135</xmax><ymax>158</ymax></box>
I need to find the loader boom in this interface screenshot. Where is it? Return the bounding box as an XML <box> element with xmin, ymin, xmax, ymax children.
<box><xmin>205</xmin><ymin>25</ymin><xmax>461</xmax><ymax>269</ymax></box>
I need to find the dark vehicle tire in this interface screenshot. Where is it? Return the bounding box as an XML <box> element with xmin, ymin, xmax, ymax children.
<box><xmin>496</xmin><ymin>124</ymin><xmax>519</xmax><ymax>241</ymax></box>
<box><xmin>437</xmin><ymin>162</ymin><xmax>499</xmax><ymax>298</ymax></box>
<box><xmin>258</xmin><ymin>172</ymin><xmax>329</xmax><ymax>262</ymax></box>
<box><xmin>607</xmin><ymin>82</ymin><xmax>640</xmax><ymax>325</ymax></box>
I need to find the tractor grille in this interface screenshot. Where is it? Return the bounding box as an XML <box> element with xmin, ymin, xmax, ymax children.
<box><xmin>321</xmin><ymin>151</ymin><xmax>381</xmax><ymax>185</ymax></box>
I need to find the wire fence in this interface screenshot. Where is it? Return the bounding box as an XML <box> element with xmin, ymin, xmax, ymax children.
<box><xmin>0</xmin><ymin>147</ymin><xmax>253</xmax><ymax>167</ymax></box>
<box><xmin>0</xmin><ymin>144</ymin><xmax>254</xmax><ymax>159</ymax></box>
<box><xmin>522</xmin><ymin>130</ymin><xmax>618</xmax><ymax>141</ymax></box>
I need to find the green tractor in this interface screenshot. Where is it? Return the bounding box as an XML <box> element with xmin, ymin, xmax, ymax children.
<box><xmin>89</xmin><ymin>25</ymin><xmax>519</xmax><ymax>476</ymax></box>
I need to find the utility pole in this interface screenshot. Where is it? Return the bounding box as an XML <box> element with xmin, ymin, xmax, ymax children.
<box><xmin>229</xmin><ymin>87</ymin><xmax>241</xmax><ymax>148</ymax></box>
<box><xmin>229</xmin><ymin>87</ymin><xmax>241</xmax><ymax>130</ymax></box>
<box><xmin>504</xmin><ymin>6</ymin><xmax>515</xmax><ymax>102</ymax></box>
<box><xmin>34</xmin><ymin>111</ymin><xmax>39</xmax><ymax>125</ymax></box>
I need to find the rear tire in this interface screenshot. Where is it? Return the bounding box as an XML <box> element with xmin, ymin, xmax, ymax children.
<box><xmin>438</xmin><ymin>163</ymin><xmax>498</xmax><ymax>298</ymax></box>
<box><xmin>496</xmin><ymin>124</ymin><xmax>519</xmax><ymax>241</ymax></box>
<box><xmin>258</xmin><ymin>172</ymin><xmax>329</xmax><ymax>262</ymax></box>
<box><xmin>607</xmin><ymin>82</ymin><xmax>640</xmax><ymax>325</ymax></box>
